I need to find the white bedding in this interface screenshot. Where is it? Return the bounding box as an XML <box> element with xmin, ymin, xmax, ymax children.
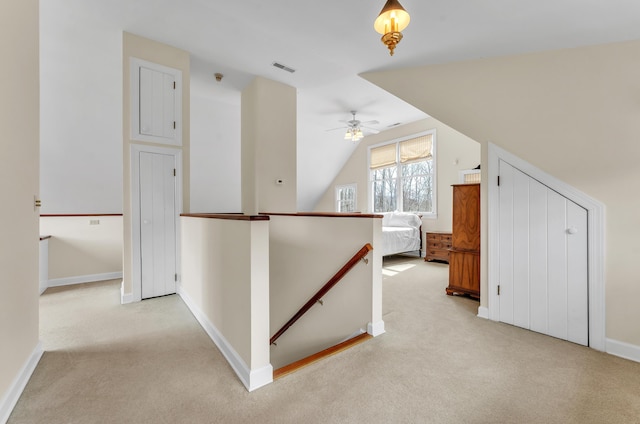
<box><xmin>381</xmin><ymin>226</ymin><xmax>421</xmax><ymax>256</ymax></box>
<box><xmin>380</xmin><ymin>212</ymin><xmax>422</xmax><ymax>256</ymax></box>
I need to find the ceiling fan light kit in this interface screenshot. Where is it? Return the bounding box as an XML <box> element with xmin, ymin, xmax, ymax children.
<box><xmin>345</xmin><ymin>127</ymin><xmax>364</xmax><ymax>142</ymax></box>
<box><xmin>374</xmin><ymin>0</ymin><xmax>411</xmax><ymax>56</ymax></box>
<box><xmin>342</xmin><ymin>111</ymin><xmax>377</xmax><ymax>142</ymax></box>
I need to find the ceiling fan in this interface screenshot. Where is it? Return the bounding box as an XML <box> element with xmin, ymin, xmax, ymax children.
<box><xmin>327</xmin><ymin>111</ymin><xmax>380</xmax><ymax>142</ymax></box>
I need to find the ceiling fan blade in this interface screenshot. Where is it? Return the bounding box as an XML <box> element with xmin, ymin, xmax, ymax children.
<box><xmin>361</xmin><ymin>120</ymin><xmax>379</xmax><ymax>125</ymax></box>
<box><xmin>361</xmin><ymin>126</ymin><xmax>380</xmax><ymax>134</ymax></box>
<box><xmin>325</xmin><ymin>126</ymin><xmax>347</xmax><ymax>132</ymax></box>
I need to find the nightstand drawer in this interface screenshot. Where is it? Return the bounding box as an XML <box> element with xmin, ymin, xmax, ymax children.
<box><xmin>425</xmin><ymin>231</ymin><xmax>452</xmax><ymax>263</ymax></box>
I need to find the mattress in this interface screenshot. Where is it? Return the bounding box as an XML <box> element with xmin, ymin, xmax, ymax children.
<box><xmin>381</xmin><ymin>226</ymin><xmax>421</xmax><ymax>256</ymax></box>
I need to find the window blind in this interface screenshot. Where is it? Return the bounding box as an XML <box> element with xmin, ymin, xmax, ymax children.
<box><xmin>370</xmin><ymin>143</ymin><xmax>397</xmax><ymax>169</ymax></box>
<box><xmin>400</xmin><ymin>134</ymin><xmax>432</xmax><ymax>163</ymax></box>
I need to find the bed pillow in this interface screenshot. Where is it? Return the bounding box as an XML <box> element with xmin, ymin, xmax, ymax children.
<box><xmin>381</xmin><ymin>212</ymin><xmax>393</xmax><ymax>227</ymax></box>
<box><xmin>387</xmin><ymin>211</ymin><xmax>421</xmax><ymax>229</ymax></box>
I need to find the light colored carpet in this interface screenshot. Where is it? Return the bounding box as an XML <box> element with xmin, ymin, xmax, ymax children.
<box><xmin>8</xmin><ymin>256</ymin><xmax>640</xmax><ymax>423</ymax></box>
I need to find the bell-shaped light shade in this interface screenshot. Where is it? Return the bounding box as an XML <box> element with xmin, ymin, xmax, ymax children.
<box><xmin>374</xmin><ymin>0</ymin><xmax>410</xmax><ymax>35</ymax></box>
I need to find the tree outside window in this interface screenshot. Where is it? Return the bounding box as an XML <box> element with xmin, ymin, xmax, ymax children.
<box><xmin>369</xmin><ymin>132</ymin><xmax>435</xmax><ymax>215</ymax></box>
<box><xmin>336</xmin><ymin>184</ymin><xmax>357</xmax><ymax>212</ymax></box>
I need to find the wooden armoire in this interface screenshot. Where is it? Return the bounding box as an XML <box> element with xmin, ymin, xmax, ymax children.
<box><xmin>446</xmin><ymin>183</ymin><xmax>480</xmax><ymax>299</ymax></box>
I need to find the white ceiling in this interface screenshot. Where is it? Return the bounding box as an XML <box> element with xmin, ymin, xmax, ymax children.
<box><xmin>58</xmin><ymin>0</ymin><xmax>640</xmax><ymax>210</ymax></box>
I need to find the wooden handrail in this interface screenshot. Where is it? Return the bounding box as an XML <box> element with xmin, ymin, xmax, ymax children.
<box><xmin>270</xmin><ymin>243</ymin><xmax>373</xmax><ymax>345</ymax></box>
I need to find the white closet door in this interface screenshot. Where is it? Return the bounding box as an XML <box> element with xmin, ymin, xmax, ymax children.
<box><xmin>139</xmin><ymin>151</ymin><xmax>177</xmax><ymax>299</ymax></box>
<box><xmin>138</xmin><ymin>66</ymin><xmax>176</xmax><ymax>140</ymax></box>
<box><xmin>498</xmin><ymin>160</ymin><xmax>588</xmax><ymax>345</ymax></box>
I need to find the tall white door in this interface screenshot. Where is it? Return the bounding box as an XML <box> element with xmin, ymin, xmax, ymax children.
<box><xmin>139</xmin><ymin>151</ymin><xmax>177</xmax><ymax>299</ymax></box>
<box><xmin>498</xmin><ymin>159</ymin><xmax>588</xmax><ymax>345</ymax></box>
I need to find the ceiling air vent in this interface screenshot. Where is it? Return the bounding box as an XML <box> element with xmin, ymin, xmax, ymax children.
<box><xmin>272</xmin><ymin>62</ymin><xmax>296</xmax><ymax>73</ymax></box>
<box><xmin>388</xmin><ymin>122</ymin><xmax>402</xmax><ymax>128</ymax></box>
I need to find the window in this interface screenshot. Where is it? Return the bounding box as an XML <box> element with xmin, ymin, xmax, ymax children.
<box><xmin>336</xmin><ymin>184</ymin><xmax>357</xmax><ymax>212</ymax></box>
<box><xmin>459</xmin><ymin>169</ymin><xmax>481</xmax><ymax>183</ymax></box>
<box><xmin>369</xmin><ymin>131</ymin><xmax>435</xmax><ymax>215</ymax></box>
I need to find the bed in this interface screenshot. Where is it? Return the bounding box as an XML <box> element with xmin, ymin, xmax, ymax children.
<box><xmin>380</xmin><ymin>211</ymin><xmax>422</xmax><ymax>257</ymax></box>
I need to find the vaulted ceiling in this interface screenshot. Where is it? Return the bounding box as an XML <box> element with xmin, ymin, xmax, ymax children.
<box><xmin>49</xmin><ymin>0</ymin><xmax>640</xmax><ymax>210</ymax></box>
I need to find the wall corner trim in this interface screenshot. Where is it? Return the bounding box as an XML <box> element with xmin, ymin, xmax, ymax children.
<box><xmin>367</xmin><ymin>320</ymin><xmax>385</xmax><ymax>337</ymax></box>
<box><xmin>477</xmin><ymin>306</ymin><xmax>489</xmax><ymax>319</ymax></box>
<box><xmin>120</xmin><ymin>281</ymin><xmax>133</xmax><ymax>305</ymax></box>
<box><xmin>606</xmin><ymin>338</ymin><xmax>640</xmax><ymax>364</ymax></box>
<box><xmin>0</xmin><ymin>341</ymin><xmax>43</xmax><ymax>424</ymax></box>
<box><xmin>178</xmin><ymin>287</ymin><xmax>273</xmax><ymax>391</ymax></box>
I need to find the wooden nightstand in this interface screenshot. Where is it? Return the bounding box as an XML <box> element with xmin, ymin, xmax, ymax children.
<box><xmin>424</xmin><ymin>231</ymin><xmax>452</xmax><ymax>263</ymax></box>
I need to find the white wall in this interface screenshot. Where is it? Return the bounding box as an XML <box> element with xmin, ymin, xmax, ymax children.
<box><xmin>363</xmin><ymin>39</ymin><xmax>640</xmax><ymax>348</ymax></box>
<box><xmin>40</xmin><ymin>1</ymin><xmax>122</xmax><ymax>214</ymax></box>
<box><xmin>180</xmin><ymin>215</ymin><xmax>271</xmax><ymax>391</ymax></box>
<box><xmin>190</xmin><ymin>94</ymin><xmax>241</xmax><ymax>213</ymax></box>
<box><xmin>314</xmin><ymin>117</ymin><xmax>481</xmax><ymax>239</ymax></box>
<box><xmin>0</xmin><ymin>1</ymin><xmax>41</xmax><ymax>421</ymax></box>
<box><xmin>40</xmin><ymin>216</ymin><xmax>123</xmax><ymax>281</ymax></box>
<box><xmin>268</xmin><ymin>214</ymin><xmax>382</xmax><ymax>369</ymax></box>
<box><xmin>241</xmin><ymin>77</ymin><xmax>297</xmax><ymax>214</ymax></box>
<box><xmin>41</xmin><ymin>4</ymin><xmax>246</xmax><ymax>215</ymax></box>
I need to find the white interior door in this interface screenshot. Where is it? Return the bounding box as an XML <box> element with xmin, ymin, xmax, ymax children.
<box><xmin>139</xmin><ymin>66</ymin><xmax>176</xmax><ymax>139</ymax></box>
<box><xmin>498</xmin><ymin>159</ymin><xmax>588</xmax><ymax>345</ymax></box>
<box><xmin>139</xmin><ymin>151</ymin><xmax>177</xmax><ymax>299</ymax></box>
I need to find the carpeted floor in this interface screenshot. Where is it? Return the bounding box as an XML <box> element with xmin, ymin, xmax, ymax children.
<box><xmin>8</xmin><ymin>256</ymin><xmax>640</xmax><ymax>423</ymax></box>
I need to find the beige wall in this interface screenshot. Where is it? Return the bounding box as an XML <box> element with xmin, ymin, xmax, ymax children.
<box><xmin>268</xmin><ymin>215</ymin><xmax>382</xmax><ymax>368</ymax></box>
<box><xmin>0</xmin><ymin>0</ymin><xmax>40</xmax><ymax>414</ymax></box>
<box><xmin>122</xmin><ymin>33</ymin><xmax>190</xmax><ymax>296</ymax></box>
<box><xmin>363</xmin><ymin>39</ymin><xmax>640</xmax><ymax>347</ymax></box>
<box><xmin>314</xmin><ymin>117</ymin><xmax>480</xmax><ymax>244</ymax></box>
<box><xmin>180</xmin><ymin>216</ymin><xmax>270</xmax><ymax>388</ymax></box>
<box><xmin>40</xmin><ymin>216</ymin><xmax>123</xmax><ymax>280</ymax></box>
<box><xmin>241</xmin><ymin>77</ymin><xmax>297</xmax><ymax>214</ymax></box>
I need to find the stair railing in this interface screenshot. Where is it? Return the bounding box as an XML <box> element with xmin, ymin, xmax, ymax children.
<box><xmin>270</xmin><ymin>243</ymin><xmax>373</xmax><ymax>345</ymax></box>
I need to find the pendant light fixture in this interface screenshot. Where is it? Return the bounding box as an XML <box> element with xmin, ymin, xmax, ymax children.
<box><xmin>374</xmin><ymin>0</ymin><xmax>411</xmax><ymax>56</ymax></box>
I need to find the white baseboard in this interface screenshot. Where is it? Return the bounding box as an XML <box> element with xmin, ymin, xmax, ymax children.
<box><xmin>477</xmin><ymin>306</ymin><xmax>489</xmax><ymax>319</ymax></box>
<box><xmin>120</xmin><ymin>281</ymin><xmax>133</xmax><ymax>305</ymax></box>
<box><xmin>178</xmin><ymin>287</ymin><xmax>273</xmax><ymax>392</ymax></box>
<box><xmin>367</xmin><ymin>320</ymin><xmax>386</xmax><ymax>337</ymax></box>
<box><xmin>47</xmin><ymin>272</ymin><xmax>123</xmax><ymax>288</ymax></box>
<box><xmin>0</xmin><ymin>341</ymin><xmax>43</xmax><ymax>424</ymax></box>
<box><xmin>606</xmin><ymin>338</ymin><xmax>640</xmax><ymax>363</ymax></box>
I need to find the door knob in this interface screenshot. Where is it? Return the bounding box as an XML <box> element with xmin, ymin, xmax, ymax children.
<box><xmin>567</xmin><ymin>227</ymin><xmax>578</xmax><ymax>235</ymax></box>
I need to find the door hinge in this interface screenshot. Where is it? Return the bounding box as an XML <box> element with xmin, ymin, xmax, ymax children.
<box><xmin>497</xmin><ymin>284</ymin><xmax>501</xmax><ymax>295</ymax></box>
<box><xmin>173</xmin><ymin>121</ymin><xmax>176</xmax><ymax>129</ymax></box>
<box><xmin>173</xmin><ymin>81</ymin><xmax>176</xmax><ymax>90</ymax></box>
<box><xmin>175</xmin><ymin>273</ymin><xmax>177</xmax><ymax>282</ymax></box>
<box><xmin>497</xmin><ymin>175</ymin><xmax>500</xmax><ymax>186</ymax></box>
<box><xmin>173</xmin><ymin>168</ymin><xmax>176</xmax><ymax>177</ymax></box>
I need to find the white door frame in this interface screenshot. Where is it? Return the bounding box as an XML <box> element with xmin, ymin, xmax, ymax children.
<box><xmin>131</xmin><ymin>143</ymin><xmax>183</xmax><ymax>302</ymax></box>
<box><xmin>487</xmin><ymin>143</ymin><xmax>605</xmax><ymax>351</ymax></box>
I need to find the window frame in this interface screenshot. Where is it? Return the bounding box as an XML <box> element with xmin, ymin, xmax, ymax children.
<box><xmin>335</xmin><ymin>183</ymin><xmax>358</xmax><ymax>213</ymax></box>
<box><xmin>367</xmin><ymin>130</ymin><xmax>437</xmax><ymax>218</ymax></box>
